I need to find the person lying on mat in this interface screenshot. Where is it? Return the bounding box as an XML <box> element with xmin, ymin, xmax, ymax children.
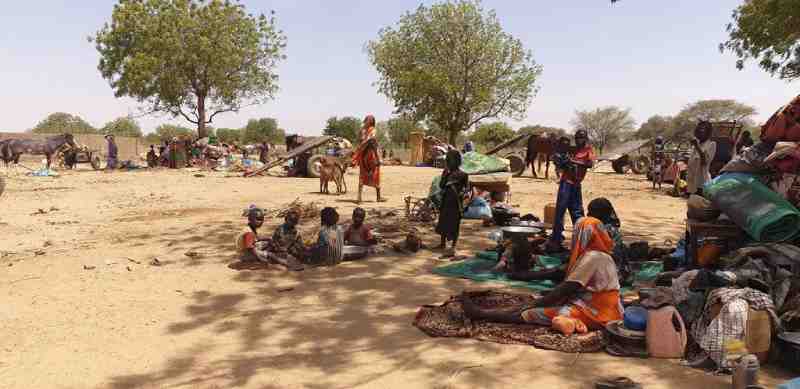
<box><xmin>463</xmin><ymin>198</ymin><xmax>623</xmax><ymax>330</ymax></box>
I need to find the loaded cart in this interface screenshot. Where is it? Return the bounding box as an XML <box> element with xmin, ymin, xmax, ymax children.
<box><xmin>244</xmin><ymin>136</ymin><xmax>351</xmax><ymax>178</ymax></box>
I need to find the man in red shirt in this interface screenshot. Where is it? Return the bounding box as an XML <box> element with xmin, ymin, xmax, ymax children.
<box><xmin>546</xmin><ymin>130</ymin><xmax>595</xmax><ymax>252</ymax></box>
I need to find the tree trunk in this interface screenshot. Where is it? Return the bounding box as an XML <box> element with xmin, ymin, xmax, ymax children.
<box><xmin>197</xmin><ymin>94</ymin><xmax>207</xmax><ymax>139</ymax></box>
<box><xmin>448</xmin><ymin>129</ymin><xmax>459</xmax><ymax>146</ymax></box>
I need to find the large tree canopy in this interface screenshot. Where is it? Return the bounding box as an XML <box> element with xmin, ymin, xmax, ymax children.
<box><xmin>634</xmin><ymin>99</ymin><xmax>758</xmax><ymax>141</ymax></box>
<box><xmin>214</xmin><ymin>128</ymin><xmax>241</xmax><ymax>144</ymax></box>
<box><xmin>31</xmin><ymin>112</ymin><xmax>97</xmax><ymax>134</ymax></box>
<box><xmin>384</xmin><ymin>116</ymin><xmax>419</xmax><ymax>147</ymax></box>
<box><xmin>92</xmin><ymin>0</ymin><xmax>287</xmax><ymax>138</ymax></box>
<box><xmin>470</xmin><ymin>121</ymin><xmax>514</xmax><ymax>147</ymax></box>
<box><xmin>101</xmin><ymin>116</ymin><xmax>143</xmax><ymax>138</ymax></box>
<box><xmin>722</xmin><ymin>0</ymin><xmax>800</xmax><ymax>81</ymax></box>
<box><xmin>323</xmin><ymin>116</ymin><xmax>361</xmax><ymax>144</ymax></box>
<box><xmin>635</xmin><ymin>115</ymin><xmax>674</xmax><ymax>140</ymax></box>
<box><xmin>571</xmin><ymin>106</ymin><xmax>636</xmax><ymax>154</ymax></box>
<box><xmin>153</xmin><ymin>124</ymin><xmax>196</xmax><ymax>142</ymax></box>
<box><xmin>367</xmin><ymin>0</ymin><xmax>541</xmax><ymax>145</ymax></box>
<box><xmin>517</xmin><ymin>124</ymin><xmax>568</xmax><ymax>138</ymax></box>
<box><xmin>672</xmin><ymin>99</ymin><xmax>757</xmax><ymax>138</ymax></box>
<box><xmin>241</xmin><ymin>118</ymin><xmax>284</xmax><ymax>144</ymax></box>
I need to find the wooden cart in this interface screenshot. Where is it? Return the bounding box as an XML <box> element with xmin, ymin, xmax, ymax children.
<box><xmin>61</xmin><ymin>147</ymin><xmax>102</xmax><ymax>170</ymax></box>
<box><xmin>244</xmin><ymin>136</ymin><xmax>346</xmax><ymax>177</ymax></box>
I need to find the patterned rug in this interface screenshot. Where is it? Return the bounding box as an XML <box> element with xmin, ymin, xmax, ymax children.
<box><xmin>413</xmin><ymin>290</ymin><xmax>606</xmax><ymax>353</ymax></box>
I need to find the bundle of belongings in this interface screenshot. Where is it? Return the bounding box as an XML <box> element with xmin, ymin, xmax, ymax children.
<box><xmin>667</xmin><ymin>96</ymin><xmax>800</xmax><ymax>373</ymax></box>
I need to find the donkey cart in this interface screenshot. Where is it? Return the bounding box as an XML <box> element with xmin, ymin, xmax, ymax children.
<box><xmin>61</xmin><ymin>147</ymin><xmax>102</xmax><ymax>170</ymax></box>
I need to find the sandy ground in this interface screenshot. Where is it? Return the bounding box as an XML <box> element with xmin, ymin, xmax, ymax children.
<box><xmin>0</xmin><ymin>164</ymin><xmax>794</xmax><ymax>389</ymax></box>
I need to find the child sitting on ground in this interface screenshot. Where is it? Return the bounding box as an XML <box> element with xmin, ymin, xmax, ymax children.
<box><xmin>344</xmin><ymin>207</ymin><xmax>378</xmax><ymax>247</ymax></box>
<box><xmin>264</xmin><ymin>210</ymin><xmax>306</xmax><ymax>271</ymax></box>
<box><xmin>310</xmin><ymin>207</ymin><xmax>344</xmax><ymax>266</ymax></box>
<box><xmin>237</xmin><ymin>206</ymin><xmax>268</xmax><ymax>263</ymax></box>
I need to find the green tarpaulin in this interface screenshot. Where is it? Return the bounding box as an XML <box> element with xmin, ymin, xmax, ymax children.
<box><xmin>705</xmin><ymin>174</ymin><xmax>800</xmax><ymax>242</ymax></box>
<box><xmin>460</xmin><ymin>152</ymin><xmax>510</xmax><ymax>175</ymax></box>
<box><xmin>432</xmin><ymin>252</ymin><xmax>564</xmax><ymax>291</ymax></box>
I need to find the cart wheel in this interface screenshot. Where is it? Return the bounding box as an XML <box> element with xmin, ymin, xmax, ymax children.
<box><xmin>631</xmin><ymin>156</ymin><xmax>649</xmax><ymax>175</ymax></box>
<box><xmin>506</xmin><ymin>154</ymin><xmax>526</xmax><ymax>177</ymax></box>
<box><xmin>306</xmin><ymin>154</ymin><xmax>324</xmax><ymax>178</ymax></box>
<box><xmin>90</xmin><ymin>155</ymin><xmax>102</xmax><ymax>170</ymax></box>
<box><xmin>612</xmin><ymin>157</ymin><xmax>628</xmax><ymax>174</ymax></box>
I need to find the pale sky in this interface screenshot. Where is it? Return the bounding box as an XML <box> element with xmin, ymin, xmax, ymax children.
<box><xmin>1</xmin><ymin>0</ymin><xmax>797</xmax><ymax>135</ymax></box>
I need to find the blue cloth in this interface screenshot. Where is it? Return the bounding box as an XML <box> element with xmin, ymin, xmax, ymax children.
<box><xmin>463</xmin><ymin>197</ymin><xmax>492</xmax><ymax>219</ymax></box>
<box><xmin>551</xmin><ymin>180</ymin><xmax>584</xmax><ymax>243</ymax></box>
<box><xmin>779</xmin><ymin>378</ymin><xmax>800</xmax><ymax>389</ymax></box>
<box><xmin>463</xmin><ymin>141</ymin><xmax>475</xmax><ymax>153</ymax></box>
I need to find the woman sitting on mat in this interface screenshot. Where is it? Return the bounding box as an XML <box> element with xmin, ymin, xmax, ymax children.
<box><xmin>463</xmin><ymin>198</ymin><xmax>623</xmax><ymax>331</ymax></box>
<box><xmin>508</xmin><ymin>197</ymin><xmax>622</xmax><ymax>283</ymax></box>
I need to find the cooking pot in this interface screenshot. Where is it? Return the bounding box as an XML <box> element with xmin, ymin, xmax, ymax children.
<box><xmin>777</xmin><ymin>332</ymin><xmax>800</xmax><ymax>372</ymax></box>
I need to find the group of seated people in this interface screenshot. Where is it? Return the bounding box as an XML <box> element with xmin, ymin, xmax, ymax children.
<box><xmin>236</xmin><ymin>206</ymin><xmax>378</xmax><ymax>271</ymax></box>
<box><xmin>237</xmin><ymin>195</ymin><xmax>627</xmax><ymax>337</ymax></box>
<box><xmin>464</xmin><ymin>197</ymin><xmax>627</xmax><ymax>336</ymax></box>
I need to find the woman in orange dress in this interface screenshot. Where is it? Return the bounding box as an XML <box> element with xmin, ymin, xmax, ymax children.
<box><xmin>461</xmin><ymin>198</ymin><xmax>623</xmax><ymax>330</ymax></box>
<box><xmin>351</xmin><ymin>115</ymin><xmax>386</xmax><ymax>203</ymax></box>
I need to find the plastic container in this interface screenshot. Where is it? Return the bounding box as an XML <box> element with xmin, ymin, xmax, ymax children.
<box><xmin>544</xmin><ymin>203</ymin><xmax>556</xmax><ymax>226</ymax></box>
<box><xmin>646</xmin><ymin>306</ymin><xmax>687</xmax><ymax>358</ymax></box>
<box><xmin>623</xmin><ymin>306</ymin><xmax>648</xmax><ymax>331</ymax></box>
<box><xmin>732</xmin><ymin>354</ymin><xmax>759</xmax><ymax>389</ymax></box>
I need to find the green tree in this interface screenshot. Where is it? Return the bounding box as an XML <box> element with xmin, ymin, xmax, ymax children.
<box><xmin>92</xmin><ymin>0</ymin><xmax>287</xmax><ymax>139</ymax></box>
<box><xmin>241</xmin><ymin>118</ymin><xmax>283</xmax><ymax>144</ymax></box>
<box><xmin>470</xmin><ymin>121</ymin><xmax>515</xmax><ymax>147</ymax></box>
<box><xmin>385</xmin><ymin>116</ymin><xmax>419</xmax><ymax>147</ymax></box>
<box><xmin>215</xmin><ymin>128</ymin><xmax>242</xmax><ymax>144</ymax></box>
<box><xmin>323</xmin><ymin>116</ymin><xmax>361</xmax><ymax>143</ymax></box>
<box><xmin>722</xmin><ymin>0</ymin><xmax>800</xmax><ymax>80</ymax></box>
<box><xmin>375</xmin><ymin>122</ymin><xmax>392</xmax><ymax>147</ymax></box>
<box><xmin>367</xmin><ymin>0</ymin><xmax>542</xmax><ymax>145</ymax></box>
<box><xmin>635</xmin><ymin>115</ymin><xmax>675</xmax><ymax>140</ymax></box>
<box><xmin>100</xmin><ymin>116</ymin><xmax>143</xmax><ymax>137</ymax></box>
<box><xmin>31</xmin><ymin>112</ymin><xmax>97</xmax><ymax>134</ymax></box>
<box><xmin>671</xmin><ymin>99</ymin><xmax>757</xmax><ymax>139</ymax></box>
<box><xmin>517</xmin><ymin>124</ymin><xmax>568</xmax><ymax>138</ymax></box>
<box><xmin>154</xmin><ymin>124</ymin><xmax>196</xmax><ymax>141</ymax></box>
<box><xmin>570</xmin><ymin>106</ymin><xmax>636</xmax><ymax>154</ymax></box>
<box><xmin>144</xmin><ymin>133</ymin><xmax>161</xmax><ymax>145</ymax></box>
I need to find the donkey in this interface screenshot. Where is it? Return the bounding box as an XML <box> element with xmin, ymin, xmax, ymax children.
<box><xmin>4</xmin><ymin>133</ymin><xmax>77</xmax><ymax>170</ymax></box>
<box><xmin>0</xmin><ymin>140</ymin><xmax>13</xmax><ymax>168</ymax></box>
<box><xmin>524</xmin><ymin>133</ymin><xmax>558</xmax><ymax>179</ymax></box>
<box><xmin>318</xmin><ymin>155</ymin><xmax>347</xmax><ymax>195</ymax></box>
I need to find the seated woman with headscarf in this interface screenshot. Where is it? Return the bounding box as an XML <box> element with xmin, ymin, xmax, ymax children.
<box><xmin>463</xmin><ymin>198</ymin><xmax>624</xmax><ymax>331</ymax></box>
<box><xmin>507</xmin><ymin>197</ymin><xmax>625</xmax><ymax>283</ymax></box>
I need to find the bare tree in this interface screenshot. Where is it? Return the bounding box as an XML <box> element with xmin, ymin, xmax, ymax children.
<box><xmin>571</xmin><ymin>106</ymin><xmax>636</xmax><ymax>154</ymax></box>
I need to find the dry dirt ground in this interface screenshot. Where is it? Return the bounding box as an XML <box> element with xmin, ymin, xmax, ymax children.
<box><xmin>0</xmin><ymin>165</ymin><xmax>794</xmax><ymax>389</ymax></box>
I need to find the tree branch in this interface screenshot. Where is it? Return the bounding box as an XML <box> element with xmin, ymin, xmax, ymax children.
<box><xmin>177</xmin><ymin>109</ymin><xmax>199</xmax><ymax>124</ymax></box>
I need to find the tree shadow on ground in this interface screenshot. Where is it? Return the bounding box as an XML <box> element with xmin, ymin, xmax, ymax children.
<box><xmin>101</xmin><ymin>194</ymin><xmax>791</xmax><ymax>389</ymax></box>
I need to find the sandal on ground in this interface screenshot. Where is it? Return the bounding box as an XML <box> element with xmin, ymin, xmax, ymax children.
<box><xmin>595</xmin><ymin>377</ymin><xmax>642</xmax><ymax>389</ymax></box>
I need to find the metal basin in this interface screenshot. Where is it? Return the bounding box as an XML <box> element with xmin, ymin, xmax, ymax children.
<box><xmin>500</xmin><ymin>226</ymin><xmax>541</xmax><ymax>240</ymax></box>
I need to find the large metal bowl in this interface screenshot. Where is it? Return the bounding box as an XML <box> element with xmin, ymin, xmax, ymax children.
<box><xmin>500</xmin><ymin>226</ymin><xmax>541</xmax><ymax>240</ymax></box>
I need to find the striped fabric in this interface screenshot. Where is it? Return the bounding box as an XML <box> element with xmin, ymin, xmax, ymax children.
<box><xmin>318</xmin><ymin>225</ymin><xmax>343</xmax><ymax>265</ymax></box>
